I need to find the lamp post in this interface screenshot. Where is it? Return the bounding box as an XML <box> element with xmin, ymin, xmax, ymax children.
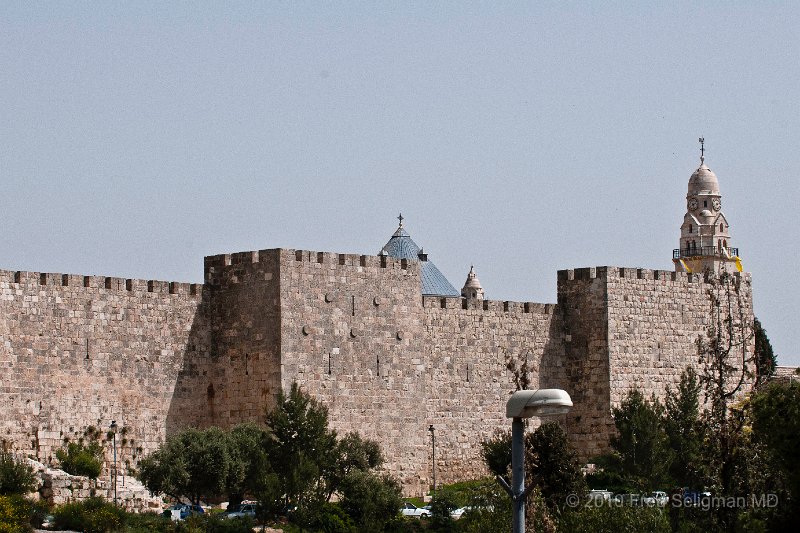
<box><xmin>109</xmin><ymin>420</ymin><xmax>118</xmax><ymax>506</ymax></box>
<box><xmin>497</xmin><ymin>389</ymin><xmax>573</xmax><ymax>533</ymax></box>
<box><xmin>428</xmin><ymin>425</ymin><xmax>436</xmax><ymax>497</ymax></box>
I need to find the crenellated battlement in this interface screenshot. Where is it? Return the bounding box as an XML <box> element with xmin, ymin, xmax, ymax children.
<box><xmin>0</xmin><ymin>269</ymin><xmax>201</xmax><ymax>297</ymax></box>
<box><xmin>203</xmin><ymin>247</ymin><xmax>419</xmax><ymax>286</ymax></box>
<box><xmin>557</xmin><ymin>265</ymin><xmax>750</xmax><ymax>285</ymax></box>
<box><xmin>422</xmin><ymin>295</ymin><xmax>556</xmax><ymax>316</ymax></box>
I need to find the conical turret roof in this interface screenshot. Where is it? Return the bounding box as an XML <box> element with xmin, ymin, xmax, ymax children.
<box><xmin>379</xmin><ymin>216</ymin><xmax>459</xmax><ymax>297</ymax></box>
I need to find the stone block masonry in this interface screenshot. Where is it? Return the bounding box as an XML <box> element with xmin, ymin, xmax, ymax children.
<box><xmin>0</xmin><ymin>252</ymin><xmax>755</xmax><ymax>496</ymax></box>
<box><xmin>0</xmin><ymin>269</ymin><xmax>207</xmax><ymax>466</ymax></box>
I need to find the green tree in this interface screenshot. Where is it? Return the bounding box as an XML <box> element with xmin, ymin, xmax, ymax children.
<box><xmin>138</xmin><ymin>426</ymin><xmax>232</xmax><ymax>505</ymax></box>
<box><xmin>0</xmin><ymin>451</ymin><xmax>36</xmax><ymax>496</ymax></box>
<box><xmin>480</xmin><ymin>430</ymin><xmax>511</xmax><ymax>478</ymax></box>
<box><xmin>264</xmin><ymin>382</ymin><xmax>338</xmax><ymax>510</ymax></box>
<box><xmin>696</xmin><ymin>271</ymin><xmax>755</xmax><ymax>530</ymax></box>
<box><xmin>753</xmin><ymin>318</ymin><xmax>777</xmax><ymax>388</ymax></box>
<box><xmin>55</xmin><ymin>441</ymin><xmax>103</xmax><ymax>479</ymax></box>
<box><xmin>610</xmin><ymin>389</ymin><xmax>672</xmax><ymax>490</ymax></box>
<box><xmin>663</xmin><ymin>366</ymin><xmax>706</xmax><ymax>489</ymax></box>
<box><xmin>225</xmin><ymin>422</ymin><xmax>272</xmax><ymax>508</ymax></box>
<box><xmin>326</xmin><ymin>432</ymin><xmax>383</xmax><ymax>500</ymax></box>
<box><xmin>525</xmin><ymin>422</ymin><xmax>585</xmax><ymax>510</ymax></box>
<box><xmin>750</xmin><ymin>380</ymin><xmax>800</xmax><ymax>529</ymax></box>
<box><xmin>339</xmin><ymin>471</ymin><xmax>402</xmax><ymax>532</ymax></box>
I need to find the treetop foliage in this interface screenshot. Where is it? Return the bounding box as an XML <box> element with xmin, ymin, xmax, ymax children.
<box><xmin>0</xmin><ymin>451</ymin><xmax>36</xmax><ymax>496</ymax></box>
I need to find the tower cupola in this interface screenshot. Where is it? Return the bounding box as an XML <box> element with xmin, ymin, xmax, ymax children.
<box><xmin>673</xmin><ymin>139</ymin><xmax>741</xmax><ymax>274</ymax></box>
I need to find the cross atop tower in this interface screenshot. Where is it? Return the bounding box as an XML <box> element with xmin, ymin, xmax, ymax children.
<box><xmin>397</xmin><ymin>213</ymin><xmax>404</xmax><ymax>228</ymax></box>
<box><xmin>699</xmin><ymin>137</ymin><xmax>705</xmax><ymax>164</ymax></box>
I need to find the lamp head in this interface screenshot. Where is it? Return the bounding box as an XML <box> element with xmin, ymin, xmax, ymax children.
<box><xmin>506</xmin><ymin>389</ymin><xmax>573</xmax><ymax>418</ymax></box>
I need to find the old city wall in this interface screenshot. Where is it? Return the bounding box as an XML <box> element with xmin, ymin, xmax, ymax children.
<box><xmin>276</xmin><ymin>249</ymin><xmax>430</xmax><ymax>493</ymax></box>
<box><xmin>422</xmin><ymin>296</ymin><xmax>566</xmax><ymax>485</ymax></box>
<box><xmin>604</xmin><ymin>267</ymin><xmax>754</xmax><ymax>406</ymax></box>
<box><xmin>0</xmin><ymin>269</ymin><xmax>208</xmax><ymax>468</ymax></box>
<box><xmin>197</xmin><ymin>250</ymin><xmax>283</xmax><ymax>427</ymax></box>
<box><xmin>556</xmin><ymin>267</ymin><xmax>614</xmax><ymax>460</ymax></box>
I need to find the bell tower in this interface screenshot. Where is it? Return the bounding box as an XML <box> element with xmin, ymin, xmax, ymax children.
<box><xmin>673</xmin><ymin>138</ymin><xmax>741</xmax><ymax>274</ymax></box>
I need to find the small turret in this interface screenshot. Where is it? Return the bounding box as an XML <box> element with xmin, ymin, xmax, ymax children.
<box><xmin>461</xmin><ymin>265</ymin><xmax>485</xmax><ymax>300</ymax></box>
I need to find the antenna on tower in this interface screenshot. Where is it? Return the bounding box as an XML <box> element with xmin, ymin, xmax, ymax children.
<box><xmin>699</xmin><ymin>137</ymin><xmax>705</xmax><ymax>164</ymax></box>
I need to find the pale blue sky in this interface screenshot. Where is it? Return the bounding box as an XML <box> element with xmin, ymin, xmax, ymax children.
<box><xmin>1</xmin><ymin>2</ymin><xmax>798</xmax><ymax>364</ymax></box>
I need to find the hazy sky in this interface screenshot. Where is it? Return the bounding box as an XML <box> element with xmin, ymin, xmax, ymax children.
<box><xmin>2</xmin><ymin>2</ymin><xmax>798</xmax><ymax>365</ymax></box>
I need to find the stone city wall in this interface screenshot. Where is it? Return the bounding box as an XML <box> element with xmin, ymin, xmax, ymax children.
<box><xmin>556</xmin><ymin>267</ymin><xmax>614</xmax><ymax>460</ymax></box>
<box><xmin>604</xmin><ymin>267</ymin><xmax>754</xmax><ymax>406</ymax></box>
<box><xmin>0</xmin><ymin>250</ymin><xmax>754</xmax><ymax>497</ymax></box>
<box><xmin>422</xmin><ymin>295</ymin><xmax>566</xmax><ymax>486</ymax></box>
<box><xmin>0</xmin><ymin>269</ymin><xmax>206</xmax><ymax>464</ymax></box>
<box><xmin>276</xmin><ymin>249</ymin><xmax>430</xmax><ymax>494</ymax></box>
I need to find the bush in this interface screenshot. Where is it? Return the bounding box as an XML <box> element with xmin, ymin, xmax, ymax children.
<box><xmin>558</xmin><ymin>504</ymin><xmax>670</xmax><ymax>533</ymax></box>
<box><xmin>122</xmin><ymin>511</ymin><xmax>182</xmax><ymax>533</ymax></box>
<box><xmin>0</xmin><ymin>495</ymin><xmax>34</xmax><ymax>533</ymax></box>
<box><xmin>291</xmin><ymin>501</ymin><xmax>355</xmax><ymax>533</ymax></box>
<box><xmin>52</xmin><ymin>497</ymin><xmax>124</xmax><ymax>533</ymax></box>
<box><xmin>0</xmin><ymin>453</ymin><xmax>36</xmax><ymax>496</ymax></box>
<box><xmin>339</xmin><ymin>471</ymin><xmax>402</xmax><ymax>531</ymax></box>
<box><xmin>183</xmin><ymin>513</ymin><xmax>256</xmax><ymax>533</ymax></box>
<box><xmin>55</xmin><ymin>441</ymin><xmax>104</xmax><ymax>479</ymax></box>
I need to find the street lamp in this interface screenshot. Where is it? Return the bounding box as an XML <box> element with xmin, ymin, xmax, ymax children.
<box><xmin>109</xmin><ymin>420</ymin><xmax>118</xmax><ymax>506</ymax></box>
<box><xmin>428</xmin><ymin>425</ymin><xmax>436</xmax><ymax>497</ymax></box>
<box><xmin>498</xmin><ymin>389</ymin><xmax>572</xmax><ymax>533</ymax></box>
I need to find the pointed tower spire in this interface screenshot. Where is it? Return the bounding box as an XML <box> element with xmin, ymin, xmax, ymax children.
<box><xmin>461</xmin><ymin>265</ymin><xmax>485</xmax><ymax>300</ymax></box>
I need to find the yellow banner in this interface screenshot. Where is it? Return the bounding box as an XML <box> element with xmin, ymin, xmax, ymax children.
<box><xmin>734</xmin><ymin>256</ymin><xmax>743</xmax><ymax>272</ymax></box>
<box><xmin>679</xmin><ymin>259</ymin><xmax>692</xmax><ymax>273</ymax></box>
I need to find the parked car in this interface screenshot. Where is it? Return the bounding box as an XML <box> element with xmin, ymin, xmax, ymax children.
<box><xmin>223</xmin><ymin>502</ymin><xmax>258</xmax><ymax>519</ymax></box>
<box><xmin>450</xmin><ymin>506</ymin><xmax>470</xmax><ymax>519</ymax></box>
<box><xmin>588</xmin><ymin>489</ymin><xmax>613</xmax><ymax>501</ymax></box>
<box><xmin>400</xmin><ymin>502</ymin><xmax>430</xmax><ymax>518</ymax></box>
<box><xmin>642</xmin><ymin>491</ymin><xmax>668</xmax><ymax>506</ymax></box>
<box><xmin>162</xmin><ymin>503</ymin><xmax>204</xmax><ymax>521</ymax></box>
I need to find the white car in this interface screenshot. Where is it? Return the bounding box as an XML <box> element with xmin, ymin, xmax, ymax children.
<box><xmin>588</xmin><ymin>489</ymin><xmax>613</xmax><ymax>501</ymax></box>
<box><xmin>223</xmin><ymin>502</ymin><xmax>257</xmax><ymax>519</ymax></box>
<box><xmin>642</xmin><ymin>491</ymin><xmax>668</xmax><ymax>506</ymax></box>
<box><xmin>450</xmin><ymin>506</ymin><xmax>470</xmax><ymax>519</ymax></box>
<box><xmin>400</xmin><ymin>502</ymin><xmax>430</xmax><ymax>518</ymax></box>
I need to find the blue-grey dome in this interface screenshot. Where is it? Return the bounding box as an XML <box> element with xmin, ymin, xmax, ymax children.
<box><xmin>380</xmin><ymin>221</ymin><xmax>459</xmax><ymax>297</ymax></box>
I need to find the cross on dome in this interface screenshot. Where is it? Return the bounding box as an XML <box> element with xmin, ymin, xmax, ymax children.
<box><xmin>699</xmin><ymin>137</ymin><xmax>705</xmax><ymax>164</ymax></box>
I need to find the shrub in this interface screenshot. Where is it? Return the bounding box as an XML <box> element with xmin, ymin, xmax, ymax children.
<box><xmin>121</xmin><ymin>511</ymin><xmax>182</xmax><ymax>533</ymax></box>
<box><xmin>55</xmin><ymin>441</ymin><xmax>104</xmax><ymax>479</ymax></box>
<box><xmin>0</xmin><ymin>494</ymin><xmax>34</xmax><ymax>533</ymax></box>
<box><xmin>52</xmin><ymin>497</ymin><xmax>124</xmax><ymax>533</ymax></box>
<box><xmin>0</xmin><ymin>452</ymin><xmax>36</xmax><ymax>496</ymax></box>
<box><xmin>339</xmin><ymin>471</ymin><xmax>402</xmax><ymax>531</ymax></box>
<box><xmin>183</xmin><ymin>513</ymin><xmax>256</xmax><ymax>533</ymax></box>
<box><xmin>558</xmin><ymin>504</ymin><xmax>670</xmax><ymax>533</ymax></box>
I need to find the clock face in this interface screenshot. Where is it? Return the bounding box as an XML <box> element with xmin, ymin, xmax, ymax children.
<box><xmin>688</xmin><ymin>198</ymin><xmax>698</xmax><ymax>210</ymax></box>
<box><xmin>712</xmin><ymin>199</ymin><xmax>721</xmax><ymax>211</ymax></box>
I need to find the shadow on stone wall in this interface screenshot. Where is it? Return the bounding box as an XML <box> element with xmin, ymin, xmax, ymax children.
<box><xmin>164</xmin><ymin>290</ymin><xmax>217</xmax><ymax>436</ymax></box>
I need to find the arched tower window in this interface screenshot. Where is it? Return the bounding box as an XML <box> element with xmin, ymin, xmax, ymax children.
<box><xmin>723</xmin><ymin>239</ymin><xmax>727</xmax><ymax>248</ymax></box>
<box><xmin>720</xmin><ymin>223</ymin><xmax>724</xmax><ymax>232</ymax></box>
<box><xmin>689</xmin><ymin>224</ymin><xmax>693</xmax><ymax>233</ymax></box>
